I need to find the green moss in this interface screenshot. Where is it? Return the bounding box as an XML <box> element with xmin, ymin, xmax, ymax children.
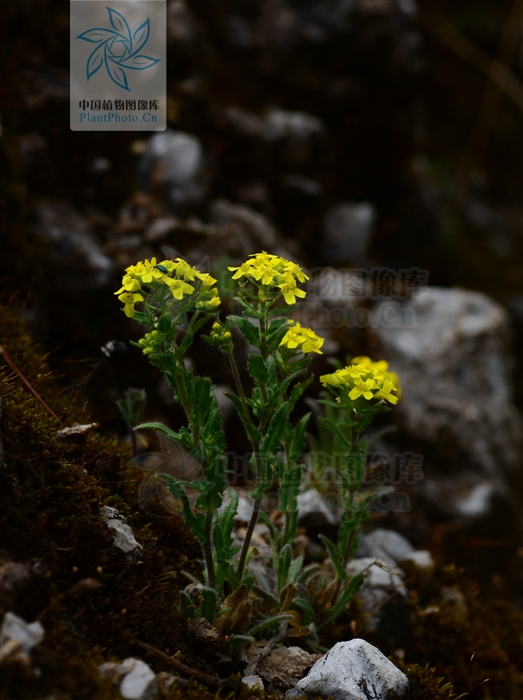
<box><xmin>0</xmin><ymin>302</ymin><xmax>200</xmax><ymax>698</ymax></box>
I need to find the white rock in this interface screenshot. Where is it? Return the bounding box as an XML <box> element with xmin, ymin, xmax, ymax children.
<box><xmin>0</xmin><ymin>612</ymin><xmax>44</xmax><ymax>653</ymax></box>
<box><xmin>365</xmin><ymin>529</ymin><xmax>414</xmax><ymax>562</ymax></box>
<box><xmin>346</xmin><ymin>558</ymin><xmax>407</xmax><ymax>632</ymax></box>
<box><xmin>287</xmin><ymin>639</ymin><xmax>409</xmax><ymax>700</ymax></box>
<box><xmin>234</xmin><ymin>494</ymin><xmax>255</xmax><ymax>523</ymax></box>
<box><xmin>242</xmin><ymin>674</ymin><xmax>264</xmax><ymax>691</ymax></box>
<box><xmin>297</xmin><ymin>489</ymin><xmax>339</xmax><ymax>527</ymax></box>
<box><xmin>157</xmin><ymin>671</ymin><xmax>187</xmax><ymax>691</ymax></box>
<box><xmin>373</xmin><ymin>287</ymin><xmax>522</xmax><ymax>480</ymax></box>
<box><xmin>119</xmin><ymin>658</ymin><xmax>157</xmax><ymax>700</ymax></box>
<box><xmin>100</xmin><ymin>506</ymin><xmax>143</xmax><ymax>560</ymax></box>
<box><xmin>138</xmin><ymin>130</ymin><xmax>207</xmax><ymax>210</ymax></box>
<box><xmin>455</xmin><ymin>482</ymin><xmax>495</xmax><ymax>518</ymax></box>
<box><xmin>401</xmin><ymin>550</ymin><xmax>435</xmax><ymax>570</ymax></box>
<box><xmin>347</xmin><ymin>557</ymin><xmax>406</xmax><ymax>596</ymax></box>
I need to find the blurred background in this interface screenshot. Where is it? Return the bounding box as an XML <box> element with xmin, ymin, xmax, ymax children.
<box><xmin>1</xmin><ymin>0</ymin><xmax>522</xmax><ymax>590</ymax></box>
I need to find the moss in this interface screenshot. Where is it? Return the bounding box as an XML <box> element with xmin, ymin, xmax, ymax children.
<box><xmin>0</xmin><ymin>302</ymin><xmax>200</xmax><ymax>698</ymax></box>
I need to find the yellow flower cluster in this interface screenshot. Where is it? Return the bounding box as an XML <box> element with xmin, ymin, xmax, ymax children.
<box><xmin>280</xmin><ymin>322</ymin><xmax>324</xmax><ymax>354</ymax></box>
<box><xmin>115</xmin><ymin>258</ymin><xmax>220</xmax><ymax>317</ymax></box>
<box><xmin>320</xmin><ymin>356</ymin><xmax>401</xmax><ymax>404</ymax></box>
<box><xmin>228</xmin><ymin>252</ymin><xmax>309</xmax><ymax>305</ymax></box>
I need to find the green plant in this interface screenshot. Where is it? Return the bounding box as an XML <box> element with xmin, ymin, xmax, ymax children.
<box><xmin>115</xmin><ymin>253</ymin><xmax>401</xmax><ymax>647</ymax></box>
<box><xmin>116</xmin><ymin>387</ymin><xmax>146</xmax><ymax>456</ymax></box>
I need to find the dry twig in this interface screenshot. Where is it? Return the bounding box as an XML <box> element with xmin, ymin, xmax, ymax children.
<box><xmin>135</xmin><ymin>639</ymin><xmax>232</xmax><ymax>689</ymax></box>
<box><xmin>0</xmin><ymin>345</ymin><xmax>63</xmax><ymax>425</ymax></box>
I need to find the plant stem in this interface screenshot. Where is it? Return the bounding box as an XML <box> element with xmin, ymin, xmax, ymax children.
<box><xmin>228</xmin><ymin>349</ymin><xmax>266</xmax><ymax>581</ymax></box>
<box><xmin>203</xmin><ymin>510</ymin><xmax>216</xmax><ymax>588</ymax></box>
<box><xmin>237</xmin><ymin>497</ymin><xmax>262</xmax><ymax>581</ymax></box>
<box><xmin>130</xmin><ymin>429</ymin><xmax>138</xmax><ymax>458</ymax></box>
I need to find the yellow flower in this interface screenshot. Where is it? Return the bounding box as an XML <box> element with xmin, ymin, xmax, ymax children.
<box><xmin>164</xmin><ymin>277</ymin><xmax>195</xmax><ymax>300</ymax></box>
<box><xmin>277</xmin><ymin>274</ymin><xmax>307</xmax><ymax>305</ymax></box>
<box><xmin>174</xmin><ymin>258</ymin><xmax>198</xmax><ymax>282</ymax></box>
<box><xmin>349</xmin><ymin>377</ymin><xmax>376</xmax><ymax>401</ymax></box>
<box><xmin>116</xmin><ymin>257</ymin><xmax>221</xmax><ymax>315</ymax></box>
<box><xmin>228</xmin><ymin>252</ymin><xmax>309</xmax><ymax>305</ymax></box>
<box><xmin>117</xmin><ymin>292</ymin><xmax>144</xmax><ymax>318</ymax></box>
<box><xmin>320</xmin><ymin>357</ymin><xmax>400</xmax><ymax>404</ymax></box>
<box><xmin>115</xmin><ymin>274</ymin><xmax>142</xmax><ymax>295</ymax></box>
<box><xmin>280</xmin><ymin>322</ymin><xmax>324</xmax><ymax>354</ymax></box>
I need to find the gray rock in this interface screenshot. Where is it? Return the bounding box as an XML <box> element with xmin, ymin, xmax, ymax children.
<box><xmin>347</xmin><ymin>557</ymin><xmax>406</xmax><ymax>596</ymax></box>
<box><xmin>321</xmin><ymin>202</ymin><xmax>375</xmax><ymax>265</ymax></box>
<box><xmin>287</xmin><ymin>638</ymin><xmax>409</xmax><ymax>700</ymax></box>
<box><xmin>33</xmin><ymin>202</ymin><xmax>113</xmax><ymax>291</ymax></box>
<box><xmin>119</xmin><ymin>658</ymin><xmax>157</xmax><ymax>700</ymax></box>
<box><xmin>401</xmin><ymin>550</ymin><xmax>435</xmax><ymax>570</ymax></box>
<box><xmin>233</xmin><ymin>494</ymin><xmax>255</xmax><ymax>523</ymax></box>
<box><xmin>138</xmin><ymin>130</ymin><xmax>207</xmax><ymax>211</ymax></box>
<box><xmin>156</xmin><ymin>671</ymin><xmax>188</xmax><ymax>691</ymax></box>
<box><xmin>223</xmin><ymin>106</ymin><xmax>323</xmax><ymax>144</ymax></box>
<box><xmin>297</xmin><ymin>489</ymin><xmax>340</xmax><ymax>527</ymax></box>
<box><xmin>455</xmin><ymin>481</ymin><xmax>496</xmax><ymax>518</ymax></box>
<box><xmin>99</xmin><ymin>658</ymin><xmax>157</xmax><ymax>700</ymax></box>
<box><xmin>359</xmin><ymin>529</ymin><xmax>434</xmax><ymax>570</ymax></box>
<box><xmin>0</xmin><ymin>612</ymin><xmax>44</xmax><ymax>653</ymax></box>
<box><xmin>100</xmin><ymin>506</ymin><xmax>143</xmax><ymax>562</ymax></box>
<box><xmin>244</xmin><ymin>646</ymin><xmax>321</xmax><ymax>688</ymax></box>
<box><xmin>242</xmin><ymin>674</ymin><xmax>264</xmax><ymax>691</ymax></box>
<box><xmin>346</xmin><ymin>557</ymin><xmax>406</xmax><ymax>633</ymax></box>
<box><xmin>373</xmin><ymin>287</ymin><xmax>522</xmax><ymax>480</ymax></box>
<box><xmin>210</xmin><ymin>198</ymin><xmax>294</xmax><ymax>260</ymax></box>
<box><xmin>364</xmin><ymin>529</ymin><xmax>414</xmax><ymax>562</ymax></box>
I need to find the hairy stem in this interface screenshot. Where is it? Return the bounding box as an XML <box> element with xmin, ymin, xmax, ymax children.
<box><xmin>237</xmin><ymin>497</ymin><xmax>262</xmax><ymax>582</ymax></box>
<box><xmin>203</xmin><ymin>510</ymin><xmax>216</xmax><ymax>588</ymax></box>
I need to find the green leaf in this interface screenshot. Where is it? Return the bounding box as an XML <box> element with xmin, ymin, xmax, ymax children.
<box><xmin>248</xmin><ymin>613</ymin><xmax>293</xmax><ymax>637</ymax></box>
<box><xmin>287</xmin><ymin>376</ymin><xmax>313</xmax><ymax>414</ymax></box>
<box><xmin>292</xmin><ymin>594</ymin><xmax>315</xmax><ymax>623</ymax></box>
<box><xmin>289</xmin><ymin>412</ymin><xmax>311</xmax><ymax>459</ymax></box>
<box><xmin>224</xmin><ymin>393</ymin><xmax>261</xmax><ymax>444</ymax></box>
<box><xmin>199</xmin><ymin>586</ymin><xmax>217</xmax><ymax>623</ymax></box>
<box><xmin>248</xmin><ymin>354</ymin><xmax>268</xmax><ymax>383</ymax></box>
<box><xmin>288</xmin><ymin>556</ymin><xmax>304</xmax><ymax>583</ymax></box>
<box><xmin>134</xmin><ymin>420</ymin><xmax>179</xmax><ymax>442</ymax></box>
<box><xmin>297</xmin><ymin>563</ymin><xmax>321</xmax><ymax>585</ymax></box>
<box><xmin>319</xmin><ymin>417</ymin><xmax>352</xmax><ymax>451</ymax></box>
<box><xmin>318</xmin><ymin>534</ymin><xmax>347</xmax><ymax>582</ymax></box>
<box><xmin>266</xmin><ymin>323</ymin><xmax>292</xmax><ymax>352</ymax></box>
<box><xmin>179</xmin><ymin>591</ymin><xmax>197</xmax><ymax>619</ymax></box>
<box><xmin>323</xmin><ymin>573</ymin><xmax>364</xmax><ymax>624</ymax></box>
<box><xmin>267</xmin><ymin>303</ymin><xmax>298</xmax><ymax>316</ymax></box>
<box><xmin>256</xmin><ymin>511</ymin><xmax>275</xmax><ymax>540</ymax></box>
<box><xmin>252</xmin><ymin>585</ymin><xmax>280</xmax><ymax>609</ymax></box>
<box><xmin>277</xmin><ymin>543</ymin><xmax>292</xmax><ymax>592</ymax></box>
<box><xmin>261</xmin><ymin>403</ymin><xmax>288</xmax><ymax>455</ymax></box>
<box><xmin>159</xmin><ymin>474</ymin><xmax>207</xmax><ymax>542</ymax></box>
<box><xmin>219</xmin><ymin>490</ymin><xmax>239</xmax><ymax>546</ymax></box>
<box><xmin>230</xmin><ymin>316</ymin><xmax>260</xmax><ymax>346</ymax></box>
